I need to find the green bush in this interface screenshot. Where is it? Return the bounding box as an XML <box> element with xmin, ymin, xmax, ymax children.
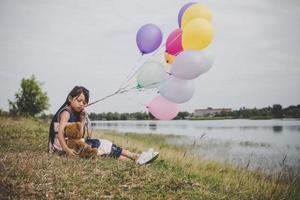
<box><xmin>8</xmin><ymin>75</ymin><xmax>49</xmax><ymax>117</ymax></box>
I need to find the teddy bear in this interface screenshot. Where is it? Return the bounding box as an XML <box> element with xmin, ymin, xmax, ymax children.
<box><xmin>64</xmin><ymin>122</ymin><xmax>97</xmax><ymax>158</ymax></box>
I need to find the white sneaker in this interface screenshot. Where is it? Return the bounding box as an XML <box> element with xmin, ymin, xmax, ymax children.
<box><xmin>136</xmin><ymin>148</ymin><xmax>159</xmax><ymax>165</ymax></box>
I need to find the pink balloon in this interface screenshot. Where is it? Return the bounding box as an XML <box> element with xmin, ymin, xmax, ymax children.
<box><xmin>147</xmin><ymin>95</ymin><xmax>180</xmax><ymax>120</ymax></box>
<box><xmin>166</xmin><ymin>28</ymin><xmax>183</xmax><ymax>56</ymax></box>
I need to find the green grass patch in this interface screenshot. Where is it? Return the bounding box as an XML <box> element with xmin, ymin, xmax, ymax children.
<box><xmin>1</xmin><ymin>117</ymin><xmax>299</xmax><ymax>199</ymax></box>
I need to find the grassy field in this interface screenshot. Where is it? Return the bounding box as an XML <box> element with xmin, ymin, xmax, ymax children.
<box><xmin>0</xmin><ymin>117</ymin><xmax>299</xmax><ymax>199</ymax></box>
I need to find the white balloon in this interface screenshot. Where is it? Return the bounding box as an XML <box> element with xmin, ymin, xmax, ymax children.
<box><xmin>159</xmin><ymin>76</ymin><xmax>195</xmax><ymax>103</ymax></box>
<box><xmin>137</xmin><ymin>61</ymin><xmax>166</xmax><ymax>89</ymax></box>
<box><xmin>202</xmin><ymin>49</ymin><xmax>214</xmax><ymax>73</ymax></box>
<box><xmin>170</xmin><ymin>50</ymin><xmax>214</xmax><ymax>80</ymax></box>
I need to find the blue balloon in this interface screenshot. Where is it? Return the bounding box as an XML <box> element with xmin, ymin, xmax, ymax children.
<box><xmin>178</xmin><ymin>2</ymin><xmax>196</xmax><ymax>27</ymax></box>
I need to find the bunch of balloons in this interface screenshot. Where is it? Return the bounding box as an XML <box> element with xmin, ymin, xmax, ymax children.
<box><xmin>135</xmin><ymin>2</ymin><xmax>214</xmax><ymax>120</ymax></box>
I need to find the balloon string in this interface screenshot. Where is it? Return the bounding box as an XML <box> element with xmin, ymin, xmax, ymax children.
<box><xmin>117</xmin><ymin>48</ymin><xmax>163</xmax><ymax>91</ymax></box>
<box><xmin>118</xmin><ymin>54</ymin><xmax>144</xmax><ymax>91</ymax></box>
<box><xmin>86</xmin><ymin>81</ymin><xmax>161</xmax><ymax>108</ymax></box>
<box><xmin>122</xmin><ymin>29</ymin><xmax>183</xmax><ymax>89</ymax></box>
<box><xmin>119</xmin><ymin>31</ymin><xmax>182</xmax><ymax>90</ymax></box>
<box><xmin>88</xmin><ymin>30</ymin><xmax>182</xmax><ymax>108</ymax></box>
<box><xmin>119</xmin><ymin>45</ymin><xmax>167</xmax><ymax>90</ymax></box>
<box><xmin>85</xmin><ymin>90</ymin><xmax>121</xmax><ymax>108</ymax></box>
<box><xmin>86</xmin><ymin>86</ymin><xmax>134</xmax><ymax>108</ymax></box>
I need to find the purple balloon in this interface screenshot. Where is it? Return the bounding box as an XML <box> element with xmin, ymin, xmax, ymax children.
<box><xmin>136</xmin><ymin>24</ymin><xmax>163</xmax><ymax>54</ymax></box>
<box><xmin>178</xmin><ymin>2</ymin><xmax>196</xmax><ymax>27</ymax></box>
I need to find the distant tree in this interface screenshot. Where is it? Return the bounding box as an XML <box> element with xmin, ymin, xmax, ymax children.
<box><xmin>271</xmin><ymin>104</ymin><xmax>283</xmax><ymax>118</ymax></box>
<box><xmin>176</xmin><ymin>111</ymin><xmax>190</xmax><ymax>119</ymax></box>
<box><xmin>89</xmin><ymin>112</ymin><xmax>98</xmax><ymax>120</ymax></box>
<box><xmin>112</xmin><ymin>112</ymin><xmax>120</xmax><ymax>120</ymax></box>
<box><xmin>133</xmin><ymin>112</ymin><xmax>149</xmax><ymax>120</ymax></box>
<box><xmin>259</xmin><ymin>107</ymin><xmax>272</xmax><ymax>117</ymax></box>
<box><xmin>96</xmin><ymin>113</ymin><xmax>105</xmax><ymax>120</ymax></box>
<box><xmin>104</xmin><ymin>112</ymin><xmax>120</xmax><ymax>120</ymax></box>
<box><xmin>283</xmin><ymin>105</ymin><xmax>300</xmax><ymax>118</ymax></box>
<box><xmin>8</xmin><ymin>75</ymin><xmax>49</xmax><ymax>116</ymax></box>
<box><xmin>120</xmin><ymin>113</ymin><xmax>129</xmax><ymax>120</ymax></box>
<box><xmin>105</xmin><ymin>112</ymin><xmax>112</xmax><ymax>120</ymax></box>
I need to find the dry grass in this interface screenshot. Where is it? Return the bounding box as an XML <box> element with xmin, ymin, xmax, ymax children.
<box><xmin>0</xmin><ymin>116</ymin><xmax>299</xmax><ymax>199</ymax></box>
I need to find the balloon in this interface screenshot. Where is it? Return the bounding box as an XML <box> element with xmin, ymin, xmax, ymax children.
<box><xmin>178</xmin><ymin>2</ymin><xmax>196</xmax><ymax>28</ymax></box>
<box><xmin>166</xmin><ymin>28</ymin><xmax>183</xmax><ymax>56</ymax></box>
<box><xmin>159</xmin><ymin>76</ymin><xmax>195</xmax><ymax>103</ymax></box>
<box><xmin>170</xmin><ymin>50</ymin><xmax>213</xmax><ymax>80</ymax></box>
<box><xmin>136</xmin><ymin>24</ymin><xmax>163</xmax><ymax>54</ymax></box>
<box><xmin>164</xmin><ymin>51</ymin><xmax>175</xmax><ymax>64</ymax></box>
<box><xmin>182</xmin><ymin>18</ymin><xmax>214</xmax><ymax>50</ymax></box>
<box><xmin>147</xmin><ymin>95</ymin><xmax>179</xmax><ymax>120</ymax></box>
<box><xmin>181</xmin><ymin>3</ymin><xmax>212</xmax><ymax>29</ymax></box>
<box><xmin>137</xmin><ymin>61</ymin><xmax>166</xmax><ymax>89</ymax></box>
<box><xmin>202</xmin><ymin>48</ymin><xmax>215</xmax><ymax>74</ymax></box>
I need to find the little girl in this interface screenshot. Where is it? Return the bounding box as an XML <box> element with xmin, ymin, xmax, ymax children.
<box><xmin>48</xmin><ymin>86</ymin><xmax>158</xmax><ymax>164</ymax></box>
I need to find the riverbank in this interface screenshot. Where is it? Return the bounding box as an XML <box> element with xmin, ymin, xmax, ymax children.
<box><xmin>190</xmin><ymin>116</ymin><xmax>273</xmax><ymax>120</ymax></box>
<box><xmin>0</xmin><ymin>117</ymin><xmax>299</xmax><ymax>199</ymax></box>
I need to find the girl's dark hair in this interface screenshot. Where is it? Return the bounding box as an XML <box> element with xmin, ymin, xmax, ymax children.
<box><xmin>48</xmin><ymin>86</ymin><xmax>89</xmax><ymax>146</ymax></box>
<box><xmin>62</xmin><ymin>86</ymin><xmax>90</xmax><ymax>108</ymax></box>
<box><xmin>52</xmin><ymin>86</ymin><xmax>89</xmax><ymax>120</ymax></box>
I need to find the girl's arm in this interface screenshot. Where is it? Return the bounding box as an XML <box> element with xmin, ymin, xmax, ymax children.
<box><xmin>86</xmin><ymin>115</ymin><xmax>93</xmax><ymax>138</ymax></box>
<box><xmin>57</xmin><ymin>111</ymin><xmax>78</xmax><ymax>157</ymax></box>
<box><xmin>80</xmin><ymin>110</ymin><xmax>93</xmax><ymax>138</ymax></box>
<box><xmin>87</xmin><ymin>121</ymin><xmax>93</xmax><ymax>138</ymax></box>
<box><xmin>80</xmin><ymin>110</ymin><xmax>86</xmax><ymax>135</ymax></box>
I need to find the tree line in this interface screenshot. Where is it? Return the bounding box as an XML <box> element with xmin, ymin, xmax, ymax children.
<box><xmin>86</xmin><ymin>105</ymin><xmax>300</xmax><ymax>121</ymax></box>
<box><xmin>1</xmin><ymin>75</ymin><xmax>299</xmax><ymax>120</ymax></box>
<box><xmin>88</xmin><ymin>111</ymin><xmax>190</xmax><ymax>121</ymax></box>
<box><xmin>213</xmin><ymin>104</ymin><xmax>300</xmax><ymax>119</ymax></box>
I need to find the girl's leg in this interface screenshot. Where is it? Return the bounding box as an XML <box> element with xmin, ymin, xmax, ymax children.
<box><xmin>109</xmin><ymin>143</ymin><xmax>139</xmax><ymax>161</ymax></box>
<box><xmin>118</xmin><ymin>155</ymin><xmax>134</xmax><ymax>161</ymax></box>
<box><xmin>120</xmin><ymin>149</ymin><xmax>139</xmax><ymax>161</ymax></box>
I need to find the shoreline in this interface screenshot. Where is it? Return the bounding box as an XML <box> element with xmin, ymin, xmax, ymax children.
<box><xmin>90</xmin><ymin>117</ymin><xmax>300</xmax><ymax>122</ymax></box>
<box><xmin>94</xmin><ymin>129</ymin><xmax>300</xmax><ymax>177</ymax></box>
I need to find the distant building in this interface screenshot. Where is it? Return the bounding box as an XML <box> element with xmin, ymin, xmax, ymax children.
<box><xmin>194</xmin><ymin>107</ymin><xmax>232</xmax><ymax>117</ymax></box>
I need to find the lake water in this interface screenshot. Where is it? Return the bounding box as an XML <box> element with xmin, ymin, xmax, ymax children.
<box><xmin>92</xmin><ymin>119</ymin><xmax>300</xmax><ymax>174</ymax></box>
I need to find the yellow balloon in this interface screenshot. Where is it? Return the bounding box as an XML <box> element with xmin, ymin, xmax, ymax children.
<box><xmin>181</xmin><ymin>3</ymin><xmax>212</xmax><ymax>29</ymax></box>
<box><xmin>182</xmin><ymin>18</ymin><xmax>214</xmax><ymax>50</ymax></box>
<box><xmin>164</xmin><ymin>51</ymin><xmax>175</xmax><ymax>64</ymax></box>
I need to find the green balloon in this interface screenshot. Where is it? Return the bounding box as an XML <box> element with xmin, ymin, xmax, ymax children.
<box><xmin>137</xmin><ymin>61</ymin><xmax>166</xmax><ymax>89</ymax></box>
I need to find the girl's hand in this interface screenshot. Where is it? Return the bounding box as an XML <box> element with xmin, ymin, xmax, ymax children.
<box><xmin>65</xmin><ymin>147</ymin><xmax>79</xmax><ymax>157</ymax></box>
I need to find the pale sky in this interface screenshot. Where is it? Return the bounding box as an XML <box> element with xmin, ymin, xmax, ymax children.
<box><xmin>1</xmin><ymin>0</ymin><xmax>300</xmax><ymax>114</ymax></box>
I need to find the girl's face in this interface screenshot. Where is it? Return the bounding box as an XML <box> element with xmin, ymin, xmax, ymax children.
<box><xmin>69</xmin><ymin>93</ymin><xmax>87</xmax><ymax>112</ymax></box>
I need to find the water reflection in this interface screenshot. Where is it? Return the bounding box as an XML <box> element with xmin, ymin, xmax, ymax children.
<box><xmin>149</xmin><ymin>123</ymin><xmax>157</xmax><ymax>130</ymax></box>
<box><xmin>273</xmin><ymin>126</ymin><xmax>283</xmax><ymax>133</ymax></box>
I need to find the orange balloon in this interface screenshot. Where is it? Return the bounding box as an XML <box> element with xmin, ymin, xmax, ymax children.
<box><xmin>164</xmin><ymin>51</ymin><xmax>175</xmax><ymax>64</ymax></box>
